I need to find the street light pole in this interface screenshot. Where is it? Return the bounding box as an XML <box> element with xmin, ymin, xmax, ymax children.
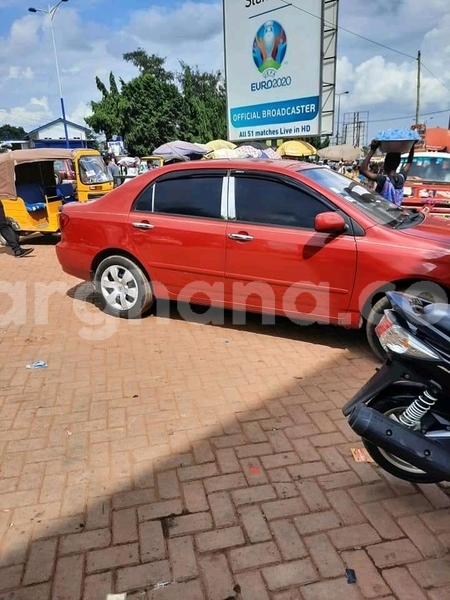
<box><xmin>28</xmin><ymin>0</ymin><xmax>70</xmax><ymax>148</ymax></box>
<box><xmin>335</xmin><ymin>91</ymin><xmax>349</xmax><ymax>145</ymax></box>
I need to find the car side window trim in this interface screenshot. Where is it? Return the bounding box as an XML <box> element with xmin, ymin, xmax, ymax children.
<box><xmin>151</xmin><ymin>184</ymin><xmax>155</xmax><ymax>213</ymax></box>
<box><xmin>220</xmin><ymin>176</ymin><xmax>228</xmax><ymax>220</ymax></box>
<box><xmin>228</xmin><ymin>175</ymin><xmax>236</xmax><ymax>220</ymax></box>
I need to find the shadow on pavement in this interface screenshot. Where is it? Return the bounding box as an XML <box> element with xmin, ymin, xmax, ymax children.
<box><xmin>0</xmin><ymin>307</ymin><xmax>448</xmax><ymax>599</ymax></box>
<box><xmin>67</xmin><ymin>281</ymin><xmax>371</xmax><ymax>355</ymax></box>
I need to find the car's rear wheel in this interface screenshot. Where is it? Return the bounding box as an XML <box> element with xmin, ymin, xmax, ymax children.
<box><xmin>366</xmin><ymin>283</ymin><xmax>448</xmax><ymax>360</ymax></box>
<box><xmin>94</xmin><ymin>255</ymin><xmax>154</xmax><ymax>318</ymax></box>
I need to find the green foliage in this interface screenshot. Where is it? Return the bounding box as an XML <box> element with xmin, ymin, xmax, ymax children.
<box><xmin>177</xmin><ymin>62</ymin><xmax>227</xmax><ymax>142</ymax></box>
<box><xmin>0</xmin><ymin>124</ymin><xmax>27</xmax><ymax>140</ymax></box>
<box><xmin>85</xmin><ymin>49</ymin><xmax>226</xmax><ymax>155</ymax></box>
<box><xmin>85</xmin><ymin>73</ymin><xmax>127</xmax><ymax>141</ymax></box>
<box><xmin>123</xmin><ymin>49</ymin><xmax>174</xmax><ymax>83</ymax></box>
<box><xmin>121</xmin><ymin>74</ymin><xmax>182</xmax><ymax>156</ymax></box>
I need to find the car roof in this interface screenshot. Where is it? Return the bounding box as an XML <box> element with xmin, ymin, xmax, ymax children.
<box><xmin>153</xmin><ymin>158</ymin><xmax>318</xmax><ymax>173</ymax></box>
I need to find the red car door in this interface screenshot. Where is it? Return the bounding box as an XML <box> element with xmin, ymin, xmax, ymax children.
<box><xmin>224</xmin><ymin>171</ymin><xmax>358</xmax><ymax>325</ymax></box>
<box><xmin>128</xmin><ymin>169</ymin><xmax>228</xmax><ymax>305</ymax></box>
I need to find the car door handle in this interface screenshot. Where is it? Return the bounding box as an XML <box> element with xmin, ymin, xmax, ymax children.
<box><xmin>228</xmin><ymin>233</ymin><xmax>254</xmax><ymax>241</ymax></box>
<box><xmin>132</xmin><ymin>222</ymin><xmax>154</xmax><ymax>230</ymax></box>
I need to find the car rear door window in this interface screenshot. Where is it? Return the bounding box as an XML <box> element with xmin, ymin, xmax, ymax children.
<box><xmin>234</xmin><ymin>175</ymin><xmax>329</xmax><ymax>229</ymax></box>
<box><xmin>152</xmin><ymin>174</ymin><xmax>224</xmax><ymax>219</ymax></box>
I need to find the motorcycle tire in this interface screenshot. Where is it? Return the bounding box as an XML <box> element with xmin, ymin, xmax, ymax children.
<box><xmin>363</xmin><ymin>393</ymin><xmax>443</xmax><ymax>484</ymax></box>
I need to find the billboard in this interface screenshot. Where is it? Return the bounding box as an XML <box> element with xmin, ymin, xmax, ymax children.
<box><xmin>223</xmin><ymin>0</ymin><xmax>333</xmax><ymax>142</ymax></box>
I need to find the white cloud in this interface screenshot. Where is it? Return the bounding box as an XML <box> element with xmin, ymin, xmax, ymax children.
<box><xmin>68</xmin><ymin>101</ymin><xmax>92</xmax><ymax>126</ymax></box>
<box><xmin>0</xmin><ymin>0</ymin><xmax>448</xmax><ymax>139</ymax></box>
<box><xmin>7</xmin><ymin>66</ymin><xmax>34</xmax><ymax>80</ymax></box>
<box><xmin>0</xmin><ymin>96</ymin><xmax>52</xmax><ymax>132</ymax></box>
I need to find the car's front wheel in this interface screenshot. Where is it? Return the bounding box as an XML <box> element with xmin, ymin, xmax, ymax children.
<box><xmin>93</xmin><ymin>255</ymin><xmax>154</xmax><ymax>318</ymax></box>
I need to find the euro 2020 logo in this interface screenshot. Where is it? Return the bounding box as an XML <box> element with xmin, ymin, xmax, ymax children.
<box><xmin>252</xmin><ymin>20</ymin><xmax>287</xmax><ymax>79</ymax></box>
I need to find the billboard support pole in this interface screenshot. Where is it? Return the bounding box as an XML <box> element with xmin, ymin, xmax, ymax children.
<box><xmin>320</xmin><ymin>0</ymin><xmax>340</xmax><ymax>138</ymax></box>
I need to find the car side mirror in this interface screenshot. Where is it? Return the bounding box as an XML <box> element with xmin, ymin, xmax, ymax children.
<box><xmin>315</xmin><ymin>212</ymin><xmax>348</xmax><ymax>234</ymax></box>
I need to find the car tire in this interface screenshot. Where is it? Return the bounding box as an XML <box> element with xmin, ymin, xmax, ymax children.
<box><xmin>93</xmin><ymin>255</ymin><xmax>154</xmax><ymax>319</ymax></box>
<box><xmin>366</xmin><ymin>283</ymin><xmax>448</xmax><ymax>360</ymax></box>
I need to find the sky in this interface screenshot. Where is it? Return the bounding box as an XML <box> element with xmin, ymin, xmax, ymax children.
<box><xmin>0</xmin><ymin>0</ymin><xmax>449</xmax><ymax>143</ymax></box>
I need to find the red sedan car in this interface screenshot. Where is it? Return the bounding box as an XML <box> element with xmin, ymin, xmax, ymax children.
<box><xmin>56</xmin><ymin>159</ymin><xmax>450</xmax><ymax>358</ymax></box>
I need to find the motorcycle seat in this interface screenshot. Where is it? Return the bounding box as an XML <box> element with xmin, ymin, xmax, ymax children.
<box><xmin>422</xmin><ymin>303</ymin><xmax>450</xmax><ymax>334</ymax></box>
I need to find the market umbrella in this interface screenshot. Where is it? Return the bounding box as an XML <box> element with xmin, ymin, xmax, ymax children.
<box><xmin>318</xmin><ymin>144</ymin><xmax>363</xmax><ymax>162</ymax></box>
<box><xmin>152</xmin><ymin>141</ymin><xmax>210</xmax><ymax>159</ymax></box>
<box><xmin>238</xmin><ymin>141</ymin><xmax>268</xmax><ymax>150</ymax></box>
<box><xmin>205</xmin><ymin>139</ymin><xmax>236</xmax><ymax>151</ymax></box>
<box><xmin>262</xmin><ymin>147</ymin><xmax>282</xmax><ymax>159</ymax></box>
<box><xmin>235</xmin><ymin>145</ymin><xmax>264</xmax><ymax>158</ymax></box>
<box><xmin>277</xmin><ymin>140</ymin><xmax>317</xmax><ymax>157</ymax></box>
<box><xmin>203</xmin><ymin>148</ymin><xmax>240</xmax><ymax>159</ymax></box>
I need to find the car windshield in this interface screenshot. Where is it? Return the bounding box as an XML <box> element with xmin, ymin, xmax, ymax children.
<box><xmin>78</xmin><ymin>155</ymin><xmax>113</xmax><ymax>184</ymax></box>
<box><xmin>301</xmin><ymin>167</ymin><xmax>406</xmax><ymax>227</ymax></box>
<box><xmin>399</xmin><ymin>155</ymin><xmax>450</xmax><ymax>184</ymax></box>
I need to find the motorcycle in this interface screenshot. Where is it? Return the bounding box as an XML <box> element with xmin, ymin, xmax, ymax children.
<box><xmin>342</xmin><ymin>290</ymin><xmax>450</xmax><ymax>484</ymax></box>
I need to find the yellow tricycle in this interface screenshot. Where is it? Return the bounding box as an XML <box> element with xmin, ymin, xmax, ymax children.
<box><xmin>73</xmin><ymin>149</ymin><xmax>114</xmax><ymax>201</ymax></box>
<box><xmin>0</xmin><ymin>148</ymin><xmax>74</xmax><ymax>240</ymax></box>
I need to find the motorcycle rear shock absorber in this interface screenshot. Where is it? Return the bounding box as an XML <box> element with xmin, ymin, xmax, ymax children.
<box><xmin>399</xmin><ymin>388</ymin><xmax>438</xmax><ymax>428</ymax></box>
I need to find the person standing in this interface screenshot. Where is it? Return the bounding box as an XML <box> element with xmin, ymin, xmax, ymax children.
<box><xmin>105</xmin><ymin>156</ymin><xmax>120</xmax><ymax>186</ymax></box>
<box><xmin>0</xmin><ymin>201</ymin><xmax>33</xmax><ymax>257</ymax></box>
<box><xmin>361</xmin><ymin>139</ymin><xmax>415</xmax><ymax>206</ymax></box>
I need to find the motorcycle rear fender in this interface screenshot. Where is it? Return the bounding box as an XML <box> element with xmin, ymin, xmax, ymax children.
<box><xmin>342</xmin><ymin>360</ymin><xmax>426</xmax><ymax>417</ymax></box>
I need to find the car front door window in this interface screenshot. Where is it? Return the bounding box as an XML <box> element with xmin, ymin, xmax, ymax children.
<box><xmin>234</xmin><ymin>175</ymin><xmax>329</xmax><ymax>229</ymax></box>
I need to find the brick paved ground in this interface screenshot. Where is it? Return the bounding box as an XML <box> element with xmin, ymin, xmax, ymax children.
<box><xmin>1</xmin><ymin>238</ymin><xmax>450</xmax><ymax>600</ymax></box>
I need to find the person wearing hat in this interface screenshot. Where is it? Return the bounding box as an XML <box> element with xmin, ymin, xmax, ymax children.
<box><xmin>360</xmin><ymin>139</ymin><xmax>416</xmax><ymax>206</ymax></box>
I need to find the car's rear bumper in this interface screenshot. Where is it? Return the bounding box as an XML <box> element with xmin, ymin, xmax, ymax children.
<box><xmin>56</xmin><ymin>242</ymin><xmax>95</xmax><ymax>281</ymax></box>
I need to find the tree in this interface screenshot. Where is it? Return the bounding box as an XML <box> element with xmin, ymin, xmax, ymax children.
<box><xmin>85</xmin><ymin>73</ymin><xmax>128</xmax><ymax>141</ymax></box>
<box><xmin>85</xmin><ymin>49</ymin><xmax>227</xmax><ymax>155</ymax></box>
<box><xmin>121</xmin><ymin>73</ymin><xmax>182</xmax><ymax>155</ymax></box>
<box><xmin>0</xmin><ymin>124</ymin><xmax>27</xmax><ymax>140</ymax></box>
<box><xmin>177</xmin><ymin>62</ymin><xmax>227</xmax><ymax>142</ymax></box>
<box><xmin>123</xmin><ymin>48</ymin><xmax>174</xmax><ymax>83</ymax></box>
